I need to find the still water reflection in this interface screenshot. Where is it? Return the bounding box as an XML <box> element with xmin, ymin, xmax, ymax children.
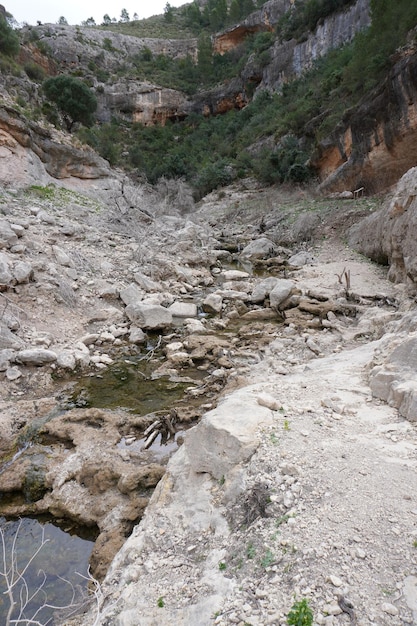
<box><xmin>0</xmin><ymin>517</ymin><xmax>94</xmax><ymax>625</ymax></box>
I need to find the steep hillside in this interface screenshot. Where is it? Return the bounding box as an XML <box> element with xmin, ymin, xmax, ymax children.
<box><xmin>1</xmin><ymin>0</ymin><xmax>417</xmax><ymax>199</ymax></box>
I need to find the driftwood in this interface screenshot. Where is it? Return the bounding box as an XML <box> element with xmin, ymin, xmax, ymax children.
<box><xmin>298</xmin><ymin>297</ymin><xmax>357</xmax><ymax>318</ymax></box>
<box><xmin>254</xmin><ymin>256</ymin><xmax>287</xmax><ymax>269</ymax></box>
<box><xmin>142</xmin><ymin>408</ymin><xmax>178</xmax><ymax>449</ymax></box>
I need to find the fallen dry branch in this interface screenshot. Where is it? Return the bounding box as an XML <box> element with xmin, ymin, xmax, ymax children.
<box><xmin>142</xmin><ymin>408</ymin><xmax>178</xmax><ymax>449</ymax></box>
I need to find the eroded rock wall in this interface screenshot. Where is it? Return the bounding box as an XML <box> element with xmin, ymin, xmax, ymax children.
<box><xmin>313</xmin><ymin>47</ymin><xmax>417</xmax><ymax>194</ymax></box>
<box><xmin>213</xmin><ymin>0</ymin><xmax>292</xmax><ymax>53</ymax></box>
<box><xmin>348</xmin><ymin>166</ymin><xmax>417</xmax><ymax>290</ymax></box>
<box><xmin>0</xmin><ymin>105</ymin><xmax>112</xmax><ymax>187</ymax></box>
<box><xmin>96</xmin><ymin>80</ymin><xmax>189</xmax><ymax>125</ymax></box>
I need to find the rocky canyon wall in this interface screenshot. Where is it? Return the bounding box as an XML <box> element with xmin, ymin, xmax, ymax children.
<box><xmin>312</xmin><ymin>46</ymin><xmax>417</xmax><ymax>195</ymax></box>
<box><xmin>0</xmin><ymin>105</ymin><xmax>112</xmax><ymax>187</ymax></box>
<box><xmin>348</xmin><ymin>166</ymin><xmax>417</xmax><ymax>290</ymax></box>
<box><xmin>259</xmin><ymin>0</ymin><xmax>370</xmax><ymax>90</ymax></box>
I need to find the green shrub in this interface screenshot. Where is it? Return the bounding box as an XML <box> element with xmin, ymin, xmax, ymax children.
<box><xmin>0</xmin><ymin>15</ymin><xmax>20</xmax><ymax>57</ymax></box>
<box><xmin>36</xmin><ymin>40</ymin><xmax>52</xmax><ymax>56</ymax></box>
<box><xmin>193</xmin><ymin>161</ymin><xmax>233</xmax><ymax>198</ymax></box>
<box><xmin>287</xmin><ymin>598</ymin><xmax>313</xmax><ymax>626</ymax></box>
<box><xmin>15</xmin><ymin>95</ymin><xmax>26</xmax><ymax>108</ymax></box>
<box><xmin>24</xmin><ymin>61</ymin><xmax>45</xmax><ymax>82</ymax></box>
<box><xmin>103</xmin><ymin>37</ymin><xmax>116</xmax><ymax>52</ymax></box>
<box><xmin>42</xmin><ymin>102</ymin><xmax>61</xmax><ymax>127</ymax></box>
<box><xmin>43</xmin><ymin>75</ymin><xmax>97</xmax><ymax>131</ymax></box>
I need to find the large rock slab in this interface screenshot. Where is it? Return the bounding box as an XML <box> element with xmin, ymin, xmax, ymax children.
<box><xmin>119</xmin><ymin>283</ymin><xmax>144</xmax><ymax>306</ymax></box>
<box><xmin>87</xmin><ymin>386</ymin><xmax>273</xmax><ymax>625</ymax></box>
<box><xmin>168</xmin><ymin>301</ymin><xmax>198</xmax><ymax>318</ymax></box>
<box><xmin>251</xmin><ymin>277</ymin><xmax>280</xmax><ymax>303</ymax></box>
<box><xmin>240</xmin><ymin>237</ymin><xmax>276</xmax><ymax>260</ymax></box>
<box><xmin>185</xmin><ymin>388</ymin><xmax>274</xmax><ymax>480</ymax></box>
<box><xmin>269</xmin><ymin>278</ymin><xmax>295</xmax><ymax>309</ymax></box>
<box><xmin>125</xmin><ymin>302</ymin><xmax>173</xmax><ymax>329</ymax></box>
<box><xmin>202</xmin><ymin>293</ymin><xmax>223</xmax><ymax>314</ymax></box>
<box><xmin>369</xmin><ymin>332</ymin><xmax>417</xmax><ymax>421</ymax></box>
<box><xmin>16</xmin><ymin>349</ymin><xmax>57</xmax><ymax>366</ymax></box>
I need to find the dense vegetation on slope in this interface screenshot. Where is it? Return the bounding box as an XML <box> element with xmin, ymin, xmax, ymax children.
<box><xmin>76</xmin><ymin>0</ymin><xmax>417</xmax><ymax>197</ymax></box>
<box><xmin>2</xmin><ymin>0</ymin><xmax>417</xmax><ymax>197</ymax></box>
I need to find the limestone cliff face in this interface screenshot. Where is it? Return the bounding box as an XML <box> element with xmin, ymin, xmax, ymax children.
<box><xmin>24</xmin><ymin>24</ymin><xmax>197</xmax><ymax>69</ymax></box>
<box><xmin>260</xmin><ymin>0</ymin><xmax>370</xmax><ymax>91</ymax></box>
<box><xmin>213</xmin><ymin>0</ymin><xmax>292</xmax><ymax>53</ymax></box>
<box><xmin>210</xmin><ymin>0</ymin><xmax>370</xmax><ymax>118</ymax></box>
<box><xmin>96</xmin><ymin>80</ymin><xmax>188</xmax><ymax>125</ymax></box>
<box><xmin>213</xmin><ymin>0</ymin><xmax>369</xmax><ymax>90</ymax></box>
<box><xmin>312</xmin><ymin>46</ymin><xmax>417</xmax><ymax>195</ymax></box>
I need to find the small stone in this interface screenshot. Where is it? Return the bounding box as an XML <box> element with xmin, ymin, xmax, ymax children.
<box><xmin>129</xmin><ymin>327</ymin><xmax>147</xmax><ymax>344</ymax></box>
<box><xmin>98</xmin><ymin>354</ymin><xmax>113</xmax><ymax>365</ymax></box>
<box><xmin>323</xmin><ymin>602</ymin><xmax>342</xmax><ymax>616</ymax></box>
<box><xmin>280</xmin><ymin>463</ymin><xmax>300</xmax><ymax>477</ymax></box>
<box><xmin>283</xmin><ymin>491</ymin><xmax>294</xmax><ymax>508</ymax></box>
<box><xmin>381</xmin><ymin>602</ymin><xmax>399</xmax><ymax>616</ymax></box>
<box><xmin>99</xmin><ymin>332</ymin><xmax>116</xmax><ymax>342</ymax></box>
<box><xmin>328</xmin><ymin>574</ymin><xmax>343</xmax><ymax>587</ymax></box>
<box><xmin>257</xmin><ymin>392</ymin><xmax>280</xmax><ymax>411</ymax></box>
<box><xmin>356</xmin><ymin>547</ymin><xmax>366</xmax><ymax>559</ymax></box>
<box><xmin>52</xmin><ymin>245</ymin><xmax>73</xmax><ymax>267</ymax></box>
<box><xmin>5</xmin><ymin>366</ymin><xmax>22</xmax><ymax>380</ymax></box>
<box><xmin>56</xmin><ymin>351</ymin><xmax>76</xmax><ymax>370</ymax></box>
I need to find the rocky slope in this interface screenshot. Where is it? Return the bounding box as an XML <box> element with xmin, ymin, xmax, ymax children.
<box><xmin>0</xmin><ymin>149</ymin><xmax>417</xmax><ymax>624</ymax></box>
<box><xmin>61</xmin><ymin>173</ymin><xmax>417</xmax><ymax>626</ymax></box>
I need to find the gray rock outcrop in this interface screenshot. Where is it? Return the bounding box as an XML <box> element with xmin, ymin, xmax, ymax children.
<box><xmin>125</xmin><ymin>302</ymin><xmax>173</xmax><ymax>329</ymax></box>
<box><xmin>348</xmin><ymin>167</ymin><xmax>417</xmax><ymax>290</ymax></box>
<box><xmin>260</xmin><ymin>0</ymin><xmax>370</xmax><ymax>91</ymax></box>
<box><xmin>369</xmin><ymin>331</ymin><xmax>417</xmax><ymax>421</ymax></box>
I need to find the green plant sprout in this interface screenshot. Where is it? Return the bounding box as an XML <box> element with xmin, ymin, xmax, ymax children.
<box><xmin>287</xmin><ymin>598</ymin><xmax>313</xmax><ymax>626</ymax></box>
